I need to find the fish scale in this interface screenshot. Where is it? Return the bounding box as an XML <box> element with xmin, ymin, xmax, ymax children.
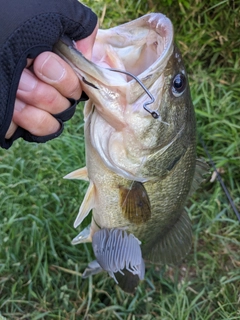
<box><xmin>55</xmin><ymin>12</ymin><xmax>208</xmax><ymax>293</ymax></box>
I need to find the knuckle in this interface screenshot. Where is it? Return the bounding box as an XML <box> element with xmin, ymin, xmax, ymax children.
<box><xmin>64</xmin><ymin>79</ymin><xmax>82</xmax><ymax>99</ymax></box>
<box><xmin>34</xmin><ymin>83</ymin><xmax>58</xmax><ymax>105</ymax></box>
<box><xmin>33</xmin><ymin>112</ymin><xmax>59</xmax><ymax>136</ymax></box>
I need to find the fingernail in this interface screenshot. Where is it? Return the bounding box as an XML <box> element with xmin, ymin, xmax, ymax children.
<box><xmin>40</xmin><ymin>55</ymin><xmax>65</xmax><ymax>81</ymax></box>
<box><xmin>18</xmin><ymin>70</ymin><xmax>37</xmax><ymax>91</ymax></box>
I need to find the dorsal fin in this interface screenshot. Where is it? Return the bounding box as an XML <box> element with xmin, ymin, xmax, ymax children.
<box><xmin>74</xmin><ymin>181</ymin><xmax>95</xmax><ymax>228</ymax></box>
<box><xmin>188</xmin><ymin>158</ymin><xmax>209</xmax><ymax>197</ymax></box>
<box><xmin>143</xmin><ymin>210</ymin><xmax>192</xmax><ymax>265</ymax></box>
<box><xmin>63</xmin><ymin>167</ymin><xmax>89</xmax><ymax>181</ymax></box>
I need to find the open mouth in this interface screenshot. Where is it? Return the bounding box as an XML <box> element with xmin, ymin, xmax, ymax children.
<box><xmin>53</xmin><ymin>13</ymin><xmax>174</xmax><ymax>125</ymax></box>
<box><xmin>91</xmin><ymin>13</ymin><xmax>173</xmax><ymax>80</ymax></box>
<box><xmin>54</xmin><ymin>13</ymin><xmax>173</xmax><ymax>91</ymax></box>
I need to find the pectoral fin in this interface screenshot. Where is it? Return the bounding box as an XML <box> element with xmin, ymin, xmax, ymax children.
<box><xmin>74</xmin><ymin>181</ymin><xmax>95</xmax><ymax>228</ymax></box>
<box><xmin>119</xmin><ymin>181</ymin><xmax>151</xmax><ymax>224</ymax></box>
<box><xmin>64</xmin><ymin>167</ymin><xmax>89</xmax><ymax>181</ymax></box>
<box><xmin>143</xmin><ymin>210</ymin><xmax>192</xmax><ymax>265</ymax></box>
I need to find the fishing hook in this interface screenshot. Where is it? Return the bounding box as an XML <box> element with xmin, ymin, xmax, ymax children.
<box><xmin>107</xmin><ymin>68</ymin><xmax>159</xmax><ymax>119</ymax></box>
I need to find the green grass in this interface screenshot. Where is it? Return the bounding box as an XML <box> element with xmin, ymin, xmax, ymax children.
<box><xmin>0</xmin><ymin>0</ymin><xmax>240</xmax><ymax>319</ymax></box>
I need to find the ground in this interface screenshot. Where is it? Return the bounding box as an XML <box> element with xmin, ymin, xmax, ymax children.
<box><xmin>0</xmin><ymin>0</ymin><xmax>239</xmax><ymax>319</ymax></box>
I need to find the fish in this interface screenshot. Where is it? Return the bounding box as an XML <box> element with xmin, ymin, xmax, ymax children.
<box><xmin>54</xmin><ymin>13</ymin><xmax>207</xmax><ymax>293</ymax></box>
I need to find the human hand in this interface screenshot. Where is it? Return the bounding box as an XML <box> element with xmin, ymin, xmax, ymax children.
<box><xmin>0</xmin><ymin>0</ymin><xmax>98</xmax><ymax>149</ymax></box>
<box><xmin>5</xmin><ymin>25</ymin><xmax>98</xmax><ymax>140</ymax></box>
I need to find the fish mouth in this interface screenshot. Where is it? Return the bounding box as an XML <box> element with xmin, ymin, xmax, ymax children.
<box><xmin>54</xmin><ymin>13</ymin><xmax>173</xmax><ymax>108</ymax></box>
<box><xmin>91</xmin><ymin>13</ymin><xmax>174</xmax><ymax>80</ymax></box>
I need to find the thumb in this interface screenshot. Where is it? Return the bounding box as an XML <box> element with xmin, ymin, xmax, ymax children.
<box><xmin>75</xmin><ymin>22</ymin><xmax>99</xmax><ymax>60</ymax></box>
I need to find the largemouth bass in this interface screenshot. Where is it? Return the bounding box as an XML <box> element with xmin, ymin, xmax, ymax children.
<box><xmin>54</xmin><ymin>13</ymin><xmax>207</xmax><ymax>293</ymax></box>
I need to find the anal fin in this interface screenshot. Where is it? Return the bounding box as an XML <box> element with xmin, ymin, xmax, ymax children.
<box><xmin>144</xmin><ymin>210</ymin><xmax>192</xmax><ymax>265</ymax></box>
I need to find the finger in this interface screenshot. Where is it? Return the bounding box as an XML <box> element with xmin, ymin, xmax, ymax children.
<box><xmin>26</xmin><ymin>58</ymin><xmax>33</xmax><ymax>68</ymax></box>
<box><xmin>5</xmin><ymin>121</ymin><xmax>18</xmax><ymax>139</ymax></box>
<box><xmin>33</xmin><ymin>52</ymin><xmax>82</xmax><ymax>100</ymax></box>
<box><xmin>17</xmin><ymin>69</ymin><xmax>71</xmax><ymax>115</ymax></box>
<box><xmin>13</xmin><ymin>98</ymin><xmax>61</xmax><ymax>136</ymax></box>
<box><xmin>75</xmin><ymin>22</ymin><xmax>99</xmax><ymax>60</ymax></box>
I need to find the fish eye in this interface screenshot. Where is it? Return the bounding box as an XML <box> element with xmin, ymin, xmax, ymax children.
<box><xmin>172</xmin><ymin>73</ymin><xmax>186</xmax><ymax>97</ymax></box>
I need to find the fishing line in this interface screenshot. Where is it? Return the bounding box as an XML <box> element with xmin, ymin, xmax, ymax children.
<box><xmin>199</xmin><ymin>135</ymin><xmax>240</xmax><ymax>222</ymax></box>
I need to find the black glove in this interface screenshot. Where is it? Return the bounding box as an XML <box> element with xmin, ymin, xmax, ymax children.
<box><xmin>0</xmin><ymin>0</ymin><xmax>97</xmax><ymax>149</ymax></box>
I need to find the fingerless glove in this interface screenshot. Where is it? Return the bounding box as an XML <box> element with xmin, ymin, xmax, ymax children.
<box><xmin>0</xmin><ymin>0</ymin><xmax>97</xmax><ymax>148</ymax></box>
